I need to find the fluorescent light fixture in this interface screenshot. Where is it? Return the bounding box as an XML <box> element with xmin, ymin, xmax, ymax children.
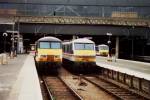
<box><xmin>106</xmin><ymin>32</ymin><xmax>112</xmax><ymax>36</ymax></box>
<box><xmin>6</xmin><ymin>30</ymin><xmax>19</xmax><ymax>33</ymax></box>
<box><xmin>0</xmin><ymin>22</ymin><xmax>15</xmax><ymax>25</ymax></box>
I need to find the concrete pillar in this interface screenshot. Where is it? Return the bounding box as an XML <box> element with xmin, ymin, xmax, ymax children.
<box><xmin>131</xmin><ymin>38</ymin><xmax>134</xmax><ymax>59</ymax></box>
<box><xmin>17</xmin><ymin>35</ymin><xmax>24</xmax><ymax>54</ymax></box>
<box><xmin>115</xmin><ymin>36</ymin><xmax>119</xmax><ymax>58</ymax></box>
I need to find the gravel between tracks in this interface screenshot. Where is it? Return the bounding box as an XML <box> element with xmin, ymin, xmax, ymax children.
<box><xmin>59</xmin><ymin>67</ymin><xmax>116</xmax><ymax>100</ymax></box>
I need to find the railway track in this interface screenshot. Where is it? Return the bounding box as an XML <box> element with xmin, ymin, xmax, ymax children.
<box><xmin>39</xmin><ymin>77</ymin><xmax>50</xmax><ymax>100</ymax></box>
<box><xmin>83</xmin><ymin>76</ymin><xmax>149</xmax><ymax>100</ymax></box>
<box><xmin>42</xmin><ymin>76</ymin><xmax>83</xmax><ymax>100</ymax></box>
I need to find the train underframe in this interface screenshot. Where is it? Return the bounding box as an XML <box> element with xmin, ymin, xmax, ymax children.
<box><xmin>35</xmin><ymin>61</ymin><xmax>61</xmax><ymax>75</ymax></box>
<box><xmin>63</xmin><ymin>58</ymin><xmax>100</xmax><ymax>74</ymax></box>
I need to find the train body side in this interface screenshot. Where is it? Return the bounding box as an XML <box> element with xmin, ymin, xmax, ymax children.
<box><xmin>63</xmin><ymin>38</ymin><xmax>97</xmax><ymax>73</ymax></box>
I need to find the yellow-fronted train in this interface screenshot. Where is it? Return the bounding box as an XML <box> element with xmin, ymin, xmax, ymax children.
<box><xmin>96</xmin><ymin>44</ymin><xmax>109</xmax><ymax>56</ymax></box>
<box><xmin>35</xmin><ymin>36</ymin><xmax>62</xmax><ymax>74</ymax></box>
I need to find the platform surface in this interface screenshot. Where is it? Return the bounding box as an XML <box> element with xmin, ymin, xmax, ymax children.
<box><xmin>0</xmin><ymin>54</ymin><xmax>43</xmax><ymax>100</ymax></box>
<box><xmin>96</xmin><ymin>56</ymin><xmax>150</xmax><ymax>81</ymax></box>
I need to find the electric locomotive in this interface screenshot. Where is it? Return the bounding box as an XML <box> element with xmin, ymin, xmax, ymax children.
<box><xmin>35</xmin><ymin>36</ymin><xmax>62</xmax><ymax>73</ymax></box>
<box><xmin>62</xmin><ymin>38</ymin><xmax>96</xmax><ymax>73</ymax></box>
<box><xmin>97</xmin><ymin>44</ymin><xmax>109</xmax><ymax>56</ymax></box>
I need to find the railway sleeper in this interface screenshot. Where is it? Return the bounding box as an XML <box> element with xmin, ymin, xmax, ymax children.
<box><xmin>118</xmin><ymin>96</ymin><xmax>139</xmax><ymax>100</ymax></box>
<box><xmin>118</xmin><ymin>94</ymin><xmax>141</xmax><ymax>99</ymax></box>
<box><xmin>110</xmin><ymin>92</ymin><xmax>131</xmax><ymax>95</ymax></box>
<box><xmin>106</xmin><ymin>87</ymin><xmax>122</xmax><ymax>90</ymax></box>
<box><xmin>85</xmin><ymin>76</ymin><xmax>149</xmax><ymax>100</ymax></box>
<box><xmin>114</xmin><ymin>93</ymin><xmax>134</xmax><ymax>96</ymax></box>
<box><xmin>109</xmin><ymin>91</ymin><xmax>128</xmax><ymax>93</ymax></box>
<box><xmin>116</xmin><ymin>93</ymin><xmax>134</xmax><ymax>96</ymax></box>
<box><xmin>50</xmin><ymin>88</ymin><xmax>68</xmax><ymax>91</ymax></box>
<box><xmin>51</xmin><ymin>91</ymin><xmax>75</xmax><ymax>96</ymax></box>
<box><xmin>98</xmin><ymin>75</ymin><xmax>150</xmax><ymax>99</ymax></box>
<box><xmin>106</xmin><ymin>88</ymin><xmax>125</xmax><ymax>92</ymax></box>
<box><xmin>104</xmin><ymin>87</ymin><xmax>118</xmax><ymax>90</ymax></box>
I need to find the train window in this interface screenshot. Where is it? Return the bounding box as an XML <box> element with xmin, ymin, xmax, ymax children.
<box><xmin>95</xmin><ymin>46</ymin><xmax>98</xmax><ymax>51</ymax></box>
<box><xmin>39</xmin><ymin>42</ymin><xmax>50</xmax><ymax>49</ymax></box>
<box><xmin>70</xmin><ymin>44</ymin><xmax>73</xmax><ymax>54</ymax></box>
<box><xmin>85</xmin><ymin>44</ymin><xmax>94</xmax><ymax>50</ymax></box>
<box><xmin>74</xmin><ymin>43</ymin><xmax>84</xmax><ymax>50</ymax></box>
<box><xmin>66</xmin><ymin>45</ymin><xmax>68</xmax><ymax>53</ymax></box>
<box><xmin>74</xmin><ymin>43</ymin><xmax>94</xmax><ymax>50</ymax></box>
<box><xmin>67</xmin><ymin>44</ymin><xmax>69</xmax><ymax>53</ymax></box>
<box><xmin>68</xmin><ymin>44</ymin><xmax>70</xmax><ymax>53</ymax></box>
<box><xmin>99</xmin><ymin>45</ymin><xmax>109</xmax><ymax>50</ymax></box>
<box><xmin>51</xmin><ymin>42</ymin><xmax>61</xmax><ymax>49</ymax></box>
<box><xmin>64</xmin><ymin>45</ymin><xmax>66</xmax><ymax>53</ymax></box>
<box><xmin>62</xmin><ymin>45</ymin><xmax>64</xmax><ymax>52</ymax></box>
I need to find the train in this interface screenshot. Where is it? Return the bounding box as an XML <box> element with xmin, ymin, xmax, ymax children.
<box><xmin>62</xmin><ymin>38</ymin><xmax>97</xmax><ymax>73</ymax></box>
<box><xmin>34</xmin><ymin>36</ymin><xmax>62</xmax><ymax>74</ymax></box>
<box><xmin>96</xmin><ymin>44</ymin><xmax>109</xmax><ymax>56</ymax></box>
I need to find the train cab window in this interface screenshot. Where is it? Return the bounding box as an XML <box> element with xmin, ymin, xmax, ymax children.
<box><xmin>99</xmin><ymin>46</ymin><xmax>109</xmax><ymax>50</ymax></box>
<box><xmin>39</xmin><ymin>42</ymin><xmax>61</xmax><ymax>49</ymax></box>
<box><xmin>74</xmin><ymin>43</ymin><xmax>84</xmax><ymax>50</ymax></box>
<box><xmin>85</xmin><ymin>44</ymin><xmax>94</xmax><ymax>50</ymax></box>
<box><xmin>51</xmin><ymin>42</ymin><xmax>61</xmax><ymax>49</ymax></box>
<box><xmin>74</xmin><ymin>43</ymin><xmax>94</xmax><ymax>50</ymax></box>
<box><xmin>39</xmin><ymin>42</ymin><xmax>50</xmax><ymax>48</ymax></box>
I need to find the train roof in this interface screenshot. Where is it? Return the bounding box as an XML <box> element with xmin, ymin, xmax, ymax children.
<box><xmin>62</xmin><ymin>38</ymin><xmax>94</xmax><ymax>44</ymax></box>
<box><xmin>98</xmin><ymin>44</ymin><xmax>108</xmax><ymax>46</ymax></box>
<box><xmin>63</xmin><ymin>38</ymin><xmax>94</xmax><ymax>44</ymax></box>
<box><xmin>37</xmin><ymin>36</ymin><xmax>61</xmax><ymax>42</ymax></box>
<box><xmin>62</xmin><ymin>41</ymin><xmax>70</xmax><ymax>44</ymax></box>
<box><xmin>73</xmin><ymin>38</ymin><xmax>94</xmax><ymax>43</ymax></box>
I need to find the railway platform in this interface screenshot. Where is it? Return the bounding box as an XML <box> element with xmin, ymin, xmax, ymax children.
<box><xmin>96</xmin><ymin>56</ymin><xmax>150</xmax><ymax>80</ymax></box>
<box><xmin>96</xmin><ymin>56</ymin><xmax>150</xmax><ymax>96</ymax></box>
<box><xmin>0</xmin><ymin>54</ymin><xmax>42</xmax><ymax>100</ymax></box>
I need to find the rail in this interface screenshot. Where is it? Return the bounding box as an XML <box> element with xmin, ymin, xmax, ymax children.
<box><xmin>42</xmin><ymin>76</ymin><xmax>83</xmax><ymax>100</ymax></box>
<box><xmin>42</xmin><ymin>77</ymin><xmax>54</xmax><ymax>100</ymax></box>
<box><xmin>58</xmin><ymin>76</ymin><xmax>83</xmax><ymax>100</ymax></box>
<box><xmin>83</xmin><ymin>76</ymin><xmax>149</xmax><ymax>100</ymax></box>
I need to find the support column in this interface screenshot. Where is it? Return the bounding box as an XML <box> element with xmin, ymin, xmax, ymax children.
<box><xmin>115</xmin><ymin>36</ymin><xmax>119</xmax><ymax>58</ymax></box>
<box><xmin>131</xmin><ymin>38</ymin><xmax>134</xmax><ymax>59</ymax></box>
<box><xmin>10</xmin><ymin>24</ymin><xmax>15</xmax><ymax>58</ymax></box>
<box><xmin>17</xmin><ymin>35</ymin><xmax>24</xmax><ymax>54</ymax></box>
